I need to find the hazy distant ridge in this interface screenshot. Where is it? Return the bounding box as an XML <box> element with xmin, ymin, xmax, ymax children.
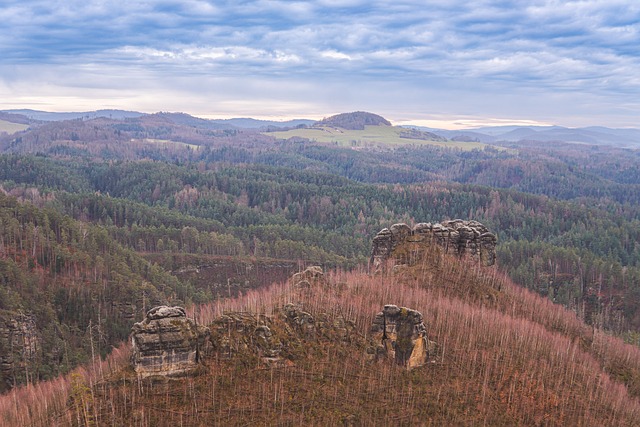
<box><xmin>3</xmin><ymin>109</ymin><xmax>640</xmax><ymax>146</ymax></box>
<box><xmin>1</xmin><ymin>109</ymin><xmax>315</xmax><ymax>130</ymax></box>
<box><xmin>2</xmin><ymin>109</ymin><xmax>145</xmax><ymax>121</ymax></box>
<box><xmin>409</xmin><ymin>124</ymin><xmax>640</xmax><ymax>147</ymax></box>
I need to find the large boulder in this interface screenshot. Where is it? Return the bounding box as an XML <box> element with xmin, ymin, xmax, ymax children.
<box><xmin>282</xmin><ymin>303</ymin><xmax>316</xmax><ymax>339</ymax></box>
<box><xmin>131</xmin><ymin>306</ymin><xmax>210</xmax><ymax>378</ymax></box>
<box><xmin>371</xmin><ymin>220</ymin><xmax>497</xmax><ymax>270</ymax></box>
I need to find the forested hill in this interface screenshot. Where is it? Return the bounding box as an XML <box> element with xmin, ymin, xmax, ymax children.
<box><xmin>1</xmin><ymin>111</ymin><xmax>640</xmax><ymax>397</ymax></box>
<box><xmin>315</xmin><ymin>111</ymin><xmax>391</xmax><ymax>129</ymax></box>
<box><xmin>6</xmin><ymin>231</ymin><xmax>640</xmax><ymax>425</ymax></box>
<box><xmin>0</xmin><ymin>153</ymin><xmax>640</xmax><ymax>335</ymax></box>
<box><xmin>0</xmin><ymin>191</ymin><xmax>188</xmax><ymax>392</ymax></box>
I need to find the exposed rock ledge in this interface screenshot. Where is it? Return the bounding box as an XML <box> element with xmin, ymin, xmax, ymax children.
<box><xmin>0</xmin><ymin>311</ymin><xmax>39</xmax><ymax>392</ymax></box>
<box><xmin>131</xmin><ymin>306</ymin><xmax>210</xmax><ymax>378</ymax></box>
<box><xmin>371</xmin><ymin>219</ymin><xmax>497</xmax><ymax>270</ymax></box>
<box><xmin>370</xmin><ymin>305</ymin><xmax>436</xmax><ymax>369</ymax></box>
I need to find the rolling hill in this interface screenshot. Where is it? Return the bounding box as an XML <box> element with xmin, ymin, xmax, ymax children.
<box><xmin>267</xmin><ymin>111</ymin><xmax>484</xmax><ymax>149</ymax></box>
<box><xmin>0</xmin><ymin>109</ymin><xmax>316</xmax><ymax>130</ymax></box>
<box><xmin>0</xmin><ymin>120</ymin><xmax>28</xmax><ymax>134</ymax></box>
<box><xmin>4</xmin><ymin>239</ymin><xmax>640</xmax><ymax>425</ymax></box>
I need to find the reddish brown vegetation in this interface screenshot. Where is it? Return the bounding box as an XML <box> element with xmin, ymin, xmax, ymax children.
<box><xmin>0</xmin><ymin>345</ymin><xmax>130</xmax><ymax>426</ymax></box>
<box><xmin>4</xmin><ymin>249</ymin><xmax>640</xmax><ymax>425</ymax></box>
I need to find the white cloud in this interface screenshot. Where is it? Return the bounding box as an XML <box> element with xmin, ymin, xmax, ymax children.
<box><xmin>320</xmin><ymin>50</ymin><xmax>352</xmax><ymax>61</ymax></box>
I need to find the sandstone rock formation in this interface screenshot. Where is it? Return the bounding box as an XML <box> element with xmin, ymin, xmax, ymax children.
<box><xmin>290</xmin><ymin>266</ymin><xmax>325</xmax><ymax>290</ymax></box>
<box><xmin>209</xmin><ymin>311</ymin><xmax>284</xmax><ymax>363</ymax></box>
<box><xmin>371</xmin><ymin>220</ymin><xmax>497</xmax><ymax>270</ymax></box>
<box><xmin>282</xmin><ymin>302</ymin><xmax>317</xmax><ymax>339</ymax></box>
<box><xmin>370</xmin><ymin>305</ymin><xmax>433</xmax><ymax>369</ymax></box>
<box><xmin>208</xmin><ymin>303</ymin><xmax>358</xmax><ymax>366</ymax></box>
<box><xmin>0</xmin><ymin>312</ymin><xmax>39</xmax><ymax>391</ymax></box>
<box><xmin>131</xmin><ymin>306</ymin><xmax>210</xmax><ymax>378</ymax></box>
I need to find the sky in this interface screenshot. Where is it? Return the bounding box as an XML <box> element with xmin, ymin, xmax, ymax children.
<box><xmin>1</xmin><ymin>1</ymin><xmax>639</xmax><ymax>129</ymax></box>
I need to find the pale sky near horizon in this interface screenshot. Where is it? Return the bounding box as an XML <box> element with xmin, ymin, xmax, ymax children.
<box><xmin>1</xmin><ymin>1</ymin><xmax>639</xmax><ymax>129</ymax></box>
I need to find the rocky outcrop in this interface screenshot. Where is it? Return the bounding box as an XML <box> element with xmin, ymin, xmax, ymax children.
<box><xmin>209</xmin><ymin>311</ymin><xmax>285</xmax><ymax>364</ymax></box>
<box><xmin>0</xmin><ymin>312</ymin><xmax>39</xmax><ymax>392</ymax></box>
<box><xmin>370</xmin><ymin>305</ymin><xmax>435</xmax><ymax>369</ymax></box>
<box><xmin>371</xmin><ymin>220</ymin><xmax>497</xmax><ymax>270</ymax></box>
<box><xmin>282</xmin><ymin>303</ymin><xmax>317</xmax><ymax>339</ymax></box>
<box><xmin>131</xmin><ymin>306</ymin><xmax>210</xmax><ymax>378</ymax></box>
<box><xmin>290</xmin><ymin>266</ymin><xmax>325</xmax><ymax>290</ymax></box>
<box><xmin>209</xmin><ymin>303</ymin><xmax>358</xmax><ymax>366</ymax></box>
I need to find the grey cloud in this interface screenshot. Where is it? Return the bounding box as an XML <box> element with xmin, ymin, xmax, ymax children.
<box><xmin>1</xmin><ymin>0</ymin><xmax>640</xmax><ymax>126</ymax></box>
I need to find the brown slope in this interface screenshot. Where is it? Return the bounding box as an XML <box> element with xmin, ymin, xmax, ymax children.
<box><xmin>4</xmin><ymin>248</ymin><xmax>640</xmax><ymax>426</ymax></box>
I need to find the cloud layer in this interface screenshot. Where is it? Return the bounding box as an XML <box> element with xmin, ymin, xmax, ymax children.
<box><xmin>1</xmin><ymin>0</ymin><xmax>639</xmax><ymax>127</ymax></box>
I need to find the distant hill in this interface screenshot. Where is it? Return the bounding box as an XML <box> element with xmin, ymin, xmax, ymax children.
<box><xmin>420</xmin><ymin>124</ymin><xmax>640</xmax><ymax>147</ymax></box>
<box><xmin>402</xmin><ymin>126</ymin><xmax>498</xmax><ymax>143</ymax></box>
<box><xmin>1</xmin><ymin>109</ymin><xmax>145</xmax><ymax>121</ymax></box>
<box><xmin>267</xmin><ymin>111</ymin><xmax>458</xmax><ymax>148</ymax></box>
<box><xmin>152</xmin><ymin>112</ymin><xmax>238</xmax><ymax>130</ymax></box>
<box><xmin>0</xmin><ymin>109</ymin><xmax>315</xmax><ymax>130</ymax></box>
<box><xmin>411</xmin><ymin>124</ymin><xmax>640</xmax><ymax>147</ymax></box>
<box><xmin>152</xmin><ymin>113</ymin><xmax>314</xmax><ymax>130</ymax></box>
<box><xmin>0</xmin><ymin>111</ymin><xmax>31</xmax><ymax>125</ymax></box>
<box><xmin>316</xmin><ymin>111</ymin><xmax>392</xmax><ymax>130</ymax></box>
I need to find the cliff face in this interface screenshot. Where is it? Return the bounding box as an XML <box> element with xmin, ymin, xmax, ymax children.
<box><xmin>131</xmin><ymin>306</ymin><xmax>210</xmax><ymax>378</ymax></box>
<box><xmin>0</xmin><ymin>311</ymin><xmax>40</xmax><ymax>392</ymax></box>
<box><xmin>371</xmin><ymin>220</ymin><xmax>497</xmax><ymax>270</ymax></box>
<box><xmin>370</xmin><ymin>305</ymin><xmax>435</xmax><ymax>369</ymax></box>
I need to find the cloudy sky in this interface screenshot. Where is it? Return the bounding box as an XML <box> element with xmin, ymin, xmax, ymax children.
<box><xmin>1</xmin><ymin>0</ymin><xmax>639</xmax><ymax>128</ymax></box>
